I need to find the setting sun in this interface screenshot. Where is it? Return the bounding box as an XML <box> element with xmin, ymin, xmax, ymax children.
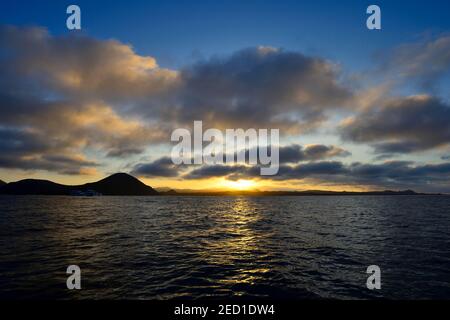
<box><xmin>223</xmin><ymin>179</ymin><xmax>256</xmax><ymax>190</ymax></box>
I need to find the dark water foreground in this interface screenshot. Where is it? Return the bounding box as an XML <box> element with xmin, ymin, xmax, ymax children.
<box><xmin>1</xmin><ymin>195</ymin><xmax>449</xmax><ymax>300</ymax></box>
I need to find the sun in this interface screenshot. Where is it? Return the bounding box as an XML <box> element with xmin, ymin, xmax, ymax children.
<box><xmin>223</xmin><ymin>179</ymin><xmax>256</xmax><ymax>191</ymax></box>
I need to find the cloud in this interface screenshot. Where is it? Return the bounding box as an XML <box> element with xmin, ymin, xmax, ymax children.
<box><xmin>385</xmin><ymin>35</ymin><xmax>450</xmax><ymax>89</ymax></box>
<box><xmin>0</xmin><ymin>26</ymin><xmax>356</xmax><ymax>176</ymax></box>
<box><xmin>0</xmin><ymin>98</ymin><xmax>166</xmax><ymax>172</ymax></box>
<box><xmin>223</xmin><ymin>144</ymin><xmax>350</xmax><ymax>164</ymax></box>
<box><xmin>0</xmin><ymin>25</ymin><xmax>178</xmax><ymax>102</ymax></box>
<box><xmin>0</xmin><ymin>154</ymin><xmax>97</xmax><ymax>175</ymax></box>
<box><xmin>166</xmin><ymin>46</ymin><xmax>353</xmax><ymax>132</ymax></box>
<box><xmin>0</xmin><ymin>26</ymin><xmax>175</xmax><ymax>173</ymax></box>
<box><xmin>131</xmin><ymin>143</ymin><xmax>350</xmax><ymax>178</ymax></box>
<box><xmin>49</xmin><ymin>103</ymin><xmax>167</xmax><ymax>156</ymax></box>
<box><xmin>181</xmin><ymin>161</ymin><xmax>347</xmax><ymax>181</ymax></box>
<box><xmin>0</xmin><ymin>126</ymin><xmax>97</xmax><ymax>174</ymax></box>
<box><xmin>344</xmin><ymin>161</ymin><xmax>450</xmax><ymax>191</ymax></box>
<box><xmin>185</xmin><ymin>165</ymin><xmax>255</xmax><ymax>180</ymax></box>
<box><xmin>340</xmin><ymin>95</ymin><xmax>450</xmax><ymax>154</ymax></box>
<box><xmin>0</xmin><ymin>126</ymin><xmax>98</xmax><ymax>175</ymax></box>
<box><xmin>0</xmin><ymin>26</ymin><xmax>352</xmax><ymax>133</ymax></box>
<box><xmin>180</xmin><ymin>160</ymin><xmax>450</xmax><ymax>192</ymax></box>
<box><xmin>276</xmin><ymin>161</ymin><xmax>348</xmax><ymax>180</ymax></box>
<box><xmin>132</xmin><ymin>157</ymin><xmax>182</xmax><ymax>177</ymax></box>
<box><xmin>272</xmin><ymin>144</ymin><xmax>351</xmax><ymax>163</ymax></box>
<box><xmin>296</xmin><ymin>161</ymin><xmax>450</xmax><ymax>192</ymax></box>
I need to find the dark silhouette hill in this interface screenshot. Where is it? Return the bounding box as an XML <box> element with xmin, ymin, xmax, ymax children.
<box><xmin>0</xmin><ymin>179</ymin><xmax>70</xmax><ymax>195</ymax></box>
<box><xmin>0</xmin><ymin>174</ymin><xmax>442</xmax><ymax>196</ymax></box>
<box><xmin>0</xmin><ymin>179</ymin><xmax>5</xmax><ymax>187</ymax></box>
<box><xmin>0</xmin><ymin>173</ymin><xmax>158</xmax><ymax>196</ymax></box>
<box><xmin>77</xmin><ymin>173</ymin><xmax>158</xmax><ymax>196</ymax></box>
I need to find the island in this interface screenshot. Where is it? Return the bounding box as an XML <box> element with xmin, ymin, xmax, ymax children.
<box><xmin>0</xmin><ymin>173</ymin><xmax>445</xmax><ymax>196</ymax></box>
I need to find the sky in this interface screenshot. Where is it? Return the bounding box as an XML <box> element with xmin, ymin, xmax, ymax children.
<box><xmin>1</xmin><ymin>0</ymin><xmax>450</xmax><ymax>192</ymax></box>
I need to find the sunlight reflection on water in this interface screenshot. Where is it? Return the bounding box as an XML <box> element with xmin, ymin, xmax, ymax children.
<box><xmin>1</xmin><ymin>195</ymin><xmax>450</xmax><ymax>299</ymax></box>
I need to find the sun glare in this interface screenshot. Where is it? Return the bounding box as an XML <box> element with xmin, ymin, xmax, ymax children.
<box><xmin>224</xmin><ymin>179</ymin><xmax>256</xmax><ymax>191</ymax></box>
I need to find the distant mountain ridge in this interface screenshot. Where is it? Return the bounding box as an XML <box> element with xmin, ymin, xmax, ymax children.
<box><xmin>0</xmin><ymin>173</ymin><xmax>158</xmax><ymax>196</ymax></box>
<box><xmin>0</xmin><ymin>174</ymin><xmax>444</xmax><ymax>196</ymax></box>
<box><xmin>160</xmin><ymin>189</ymin><xmax>442</xmax><ymax>196</ymax></box>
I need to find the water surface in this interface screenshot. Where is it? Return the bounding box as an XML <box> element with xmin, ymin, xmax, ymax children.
<box><xmin>1</xmin><ymin>195</ymin><xmax>449</xmax><ymax>299</ymax></box>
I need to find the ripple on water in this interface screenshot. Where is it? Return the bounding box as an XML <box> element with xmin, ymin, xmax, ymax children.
<box><xmin>1</xmin><ymin>195</ymin><xmax>450</xmax><ymax>299</ymax></box>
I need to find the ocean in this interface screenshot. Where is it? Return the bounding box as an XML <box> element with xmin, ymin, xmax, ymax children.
<box><xmin>1</xmin><ymin>195</ymin><xmax>449</xmax><ymax>299</ymax></box>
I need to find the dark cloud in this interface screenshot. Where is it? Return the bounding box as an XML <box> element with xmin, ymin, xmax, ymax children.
<box><xmin>340</xmin><ymin>95</ymin><xmax>450</xmax><ymax>154</ymax></box>
<box><xmin>132</xmin><ymin>143</ymin><xmax>350</xmax><ymax>178</ymax></box>
<box><xmin>0</xmin><ymin>152</ymin><xmax>98</xmax><ymax>176</ymax></box>
<box><xmin>299</xmin><ymin>161</ymin><xmax>450</xmax><ymax>192</ymax></box>
<box><xmin>0</xmin><ymin>127</ymin><xmax>50</xmax><ymax>155</ymax></box>
<box><xmin>224</xmin><ymin>144</ymin><xmax>350</xmax><ymax>164</ymax></box>
<box><xmin>168</xmin><ymin>47</ymin><xmax>353</xmax><ymax>133</ymax></box>
<box><xmin>180</xmin><ymin>160</ymin><xmax>450</xmax><ymax>192</ymax></box>
<box><xmin>273</xmin><ymin>161</ymin><xmax>348</xmax><ymax>180</ymax></box>
<box><xmin>185</xmin><ymin>165</ymin><xmax>252</xmax><ymax>180</ymax></box>
<box><xmin>0</xmin><ymin>127</ymin><xmax>98</xmax><ymax>174</ymax></box>
<box><xmin>106</xmin><ymin>147</ymin><xmax>147</xmax><ymax>158</ymax></box>
<box><xmin>183</xmin><ymin>161</ymin><xmax>347</xmax><ymax>181</ymax></box>
<box><xmin>132</xmin><ymin>157</ymin><xmax>182</xmax><ymax>177</ymax></box>
<box><xmin>344</xmin><ymin>161</ymin><xmax>450</xmax><ymax>192</ymax></box>
<box><xmin>293</xmin><ymin>144</ymin><xmax>351</xmax><ymax>162</ymax></box>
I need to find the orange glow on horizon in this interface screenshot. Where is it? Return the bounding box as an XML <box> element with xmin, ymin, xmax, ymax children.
<box><xmin>0</xmin><ymin>169</ymin><xmax>376</xmax><ymax>193</ymax></box>
<box><xmin>220</xmin><ymin>179</ymin><xmax>257</xmax><ymax>191</ymax></box>
<box><xmin>142</xmin><ymin>176</ymin><xmax>373</xmax><ymax>192</ymax></box>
